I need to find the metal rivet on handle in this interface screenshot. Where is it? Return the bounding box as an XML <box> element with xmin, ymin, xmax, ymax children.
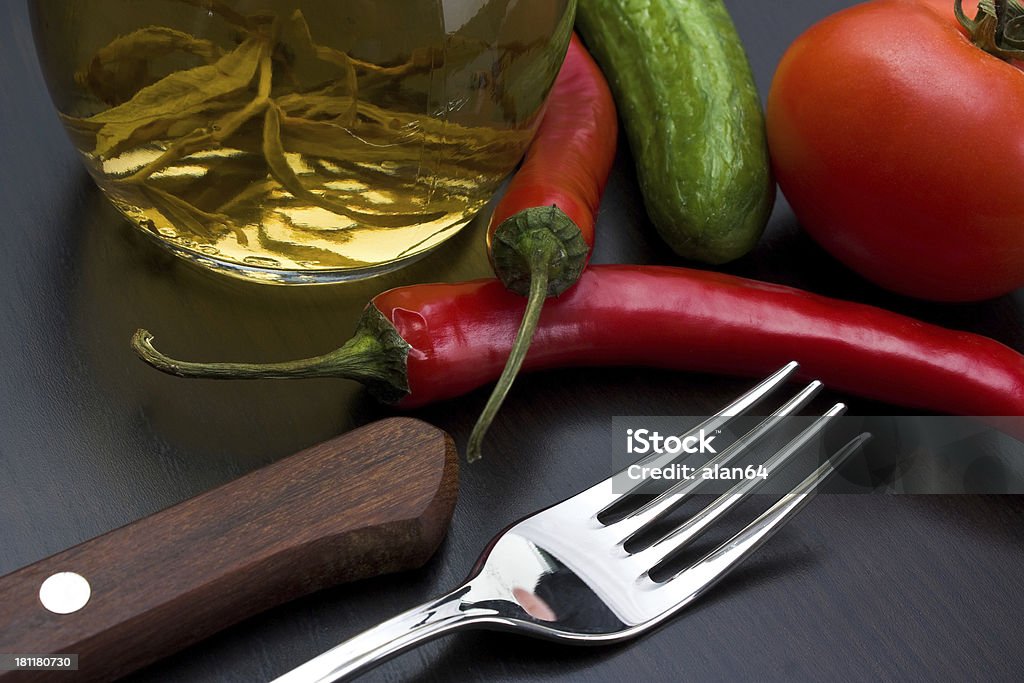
<box><xmin>39</xmin><ymin>572</ymin><xmax>91</xmax><ymax>614</ymax></box>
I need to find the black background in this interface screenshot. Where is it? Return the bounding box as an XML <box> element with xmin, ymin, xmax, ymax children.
<box><xmin>2</xmin><ymin>1</ymin><xmax>1024</xmax><ymax>681</ymax></box>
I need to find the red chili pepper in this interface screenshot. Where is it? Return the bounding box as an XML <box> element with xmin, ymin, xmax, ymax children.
<box><xmin>133</xmin><ymin>265</ymin><xmax>1024</xmax><ymax>442</ymax></box>
<box><xmin>471</xmin><ymin>32</ymin><xmax>617</xmax><ymax>459</ymax></box>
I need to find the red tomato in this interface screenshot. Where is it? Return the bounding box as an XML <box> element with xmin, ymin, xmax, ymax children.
<box><xmin>767</xmin><ymin>0</ymin><xmax>1024</xmax><ymax>301</ymax></box>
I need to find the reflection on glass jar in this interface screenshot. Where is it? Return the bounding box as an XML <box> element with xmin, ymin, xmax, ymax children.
<box><xmin>31</xmin><ymin>0</ymin><xmax>576</xmax><ymax>283</ymax></box>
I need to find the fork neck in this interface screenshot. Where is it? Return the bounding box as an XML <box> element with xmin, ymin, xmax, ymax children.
<box><xmin>271</xmin><ymin>583</ymin><xmax>490</xmax><ymax>683</ymax></box>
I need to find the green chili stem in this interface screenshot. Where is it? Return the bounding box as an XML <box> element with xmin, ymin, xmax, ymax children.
<box><xmin>130</xmin><ymin>305</ymin><xmax>411</xmax><ymax>404</ymax></box>
<box><xmin>471</xmin><ymin>205</ymin><xmax>588</xmax><ymax>462</ymax></box>
<box><xmin>133</xmin><ymin>328</ymin><xmax>359</xmax><ymax>379</ymax></box>
<box><xmin>466</xmin><ymin>248</ymin><xmax>555</xmax><ymax>463</ymax></box>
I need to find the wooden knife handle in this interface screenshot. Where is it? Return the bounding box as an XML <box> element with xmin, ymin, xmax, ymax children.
<box><xmin>0</xmin><ymin>417</ymin><xmax>458</xmax><ymax>682</ymax></box>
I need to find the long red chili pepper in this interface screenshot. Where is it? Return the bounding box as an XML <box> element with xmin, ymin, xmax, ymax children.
<box><xmin>472</xmin><ymin>32</ymin><xmax>617</xmax><ymax>460</ymax></box>
<box><xmin>132</xmin><ymin>265</ymin><xmax>1024</xmax><ymax>435</ymax></box>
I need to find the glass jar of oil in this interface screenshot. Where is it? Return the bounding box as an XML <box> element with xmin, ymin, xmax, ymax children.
<box><xmin>31</xmin><ymin>0</ymin><xmax>576</xmax><ymax>283</ymax></box>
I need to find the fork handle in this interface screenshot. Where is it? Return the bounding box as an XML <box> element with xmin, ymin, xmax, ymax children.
<box><xmin>271</xmin><ymin>584</ymin><xmax>488</xmax><ymax>682</ymax></box>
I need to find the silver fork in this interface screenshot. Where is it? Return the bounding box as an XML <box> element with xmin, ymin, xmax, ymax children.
<box><xmin>273</xmin><ymin>362</ymin><xmax>870</xmax><ymax>682</ymax></box>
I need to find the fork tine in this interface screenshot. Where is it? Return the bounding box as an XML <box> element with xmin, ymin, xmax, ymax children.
<box><xmin>607</xmin><ymin>380</ymin><xmax>825</xmax><ymax>538</ymax></box>
<box><xmin>597</xmin><ymin>362</ymin><xmax>801</xmax><ymax>516</ymax></box>
<box><xmin>633</xmin><ymin>403</ymin><xmax>849</xmax><ymax>569</ymax></box>
<box><xmin>651</xmin><ymin>432</ymin><xmax>871</xmax><ymax>596</ymax></box>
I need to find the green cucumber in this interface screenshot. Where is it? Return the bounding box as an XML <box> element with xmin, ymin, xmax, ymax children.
<box><xmin>576</xmin><ymin>0</ymin><xmax>774</xmax><ymax>264</ymax></box>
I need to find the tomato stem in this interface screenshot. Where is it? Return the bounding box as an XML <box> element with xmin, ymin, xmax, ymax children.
<box><xmin>955</xmin><ymin>0</ymin><xmax>1024</xmax><ymax>60</ymax></box>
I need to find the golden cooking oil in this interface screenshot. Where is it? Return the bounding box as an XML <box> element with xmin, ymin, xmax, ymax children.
<box><xmin>32</xmin><ymin>0</ymin><xmax>575</xmax><ymax>282</ymax></box>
